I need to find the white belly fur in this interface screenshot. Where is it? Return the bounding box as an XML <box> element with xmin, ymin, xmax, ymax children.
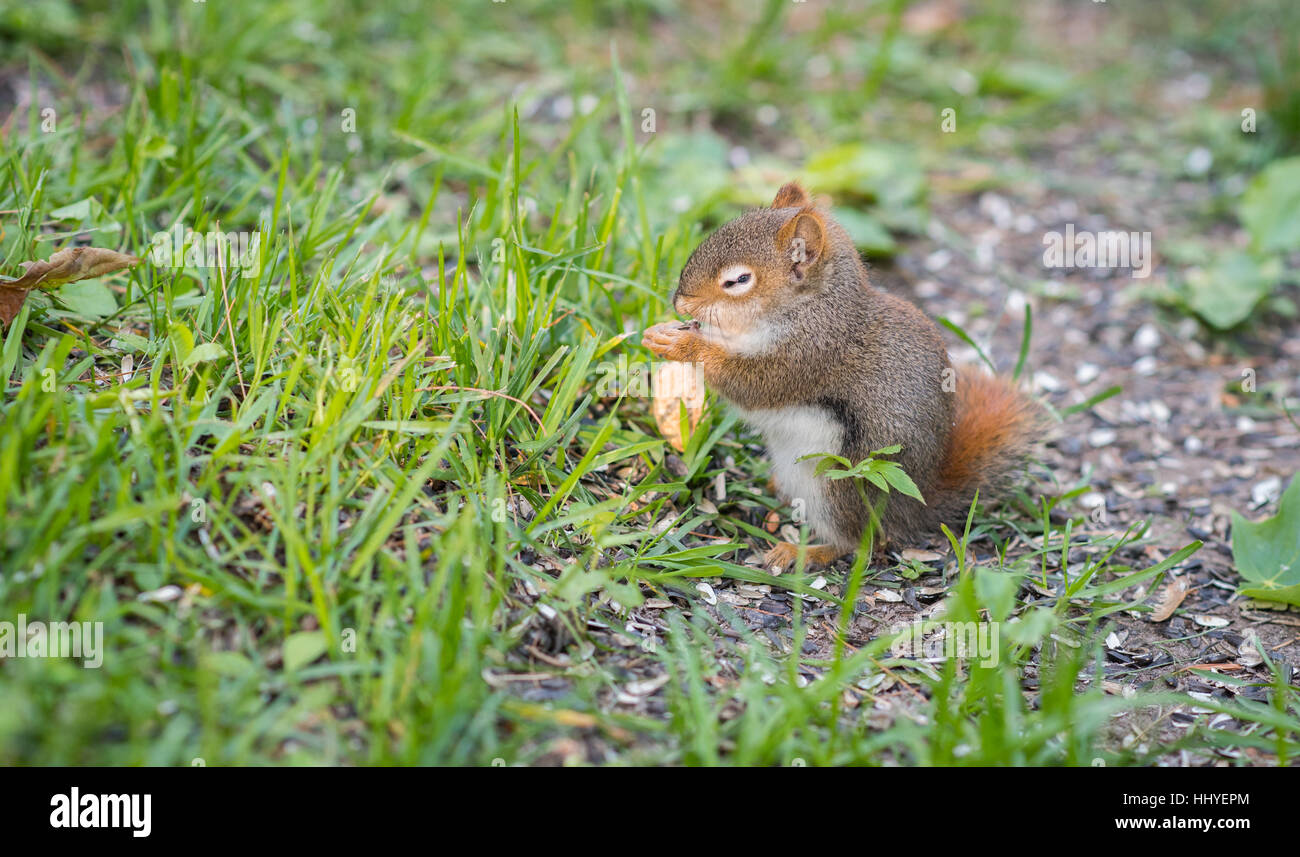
<box><xmin>735</xmin><ymin>404</ymin><xmax>843</xmax><ymax>542</ymax></box>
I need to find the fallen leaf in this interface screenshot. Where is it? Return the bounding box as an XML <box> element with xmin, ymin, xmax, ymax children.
<box><xmin>1237</xmin><ymin>633</ymin><xmax>1264</xmax><ymax>667</ymax></box>
<box><xmin>5</xmin><ymin>246</ymin><xmax>141</xmax><ymax>290</ymax></box>
<box><xmin>1148</xmin><ymin>576</ymin><xmax>1189</xmax><ymax>622</ymax></box>
<box><xmin>0</xmin><ymin>246</ymin><xmax>140</xmax><ymax>326</ymax></box>
<box><xmin>624</xmin><ymin>674</ymin><xmax>671</xmax><ymax>696</ymax></box>
<box><xmin>0</xmin><ymin>289</ymin><xmax>28</xmax><ymax>327</ymax></box>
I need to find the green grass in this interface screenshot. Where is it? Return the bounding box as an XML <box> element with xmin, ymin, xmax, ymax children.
<box><xmin>2</xmin><ymin>0</ymin><xmax>1298</xmax><ymax>765</ymax></box>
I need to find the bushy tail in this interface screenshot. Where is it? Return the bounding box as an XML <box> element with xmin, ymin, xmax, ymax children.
<box><xmin>929</xmin><ymin>366</ymin><xmax>1044</xmax><ymax>528</ymax></box>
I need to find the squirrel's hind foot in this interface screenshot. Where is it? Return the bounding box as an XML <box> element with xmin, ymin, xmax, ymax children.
<box><xmin>764</xmin><ymin>541</ymin><xmax>848</xmax><ymax>574</ymax></box>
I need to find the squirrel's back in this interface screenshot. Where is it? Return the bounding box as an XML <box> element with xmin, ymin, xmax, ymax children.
<box><xmin>830</xmin><ymin>284</ymin><xmax>1042</xmax><ymax>546</ymax></box>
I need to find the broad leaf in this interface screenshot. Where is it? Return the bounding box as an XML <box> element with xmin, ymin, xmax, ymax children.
<box><xmin>1239</xmin><ymin>156</ymin><xmax>1300</xmax><ymax>256</ymax></box>
<box><xmin>1232</xmin><ymin>474</ymin><xmax>1300</xmax><ymax>607</ymax></box>
<box><xmin>1181</xmin><ymin>250</ymin><xmax>1281</xmax><ymax>330</ymax></box>
<box><xmin>282</xmin><ymin>631</ymin><xmax>328</xmax><ymax>671</ymax></box>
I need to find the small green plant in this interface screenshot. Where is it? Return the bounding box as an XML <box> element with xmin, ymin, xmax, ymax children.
<box><xmin>1175</xmin><ymin>156</ymin><xmax>1300</xmax><ymax>330</ymax></box>
<box><xmin>802</xmin><ymin>444</ymin><xmax>925</xmax><ymax>503</ymax></box>
<box><xmin>1232</xmin><ymin>473</ymin><xmax>1300</xmax><ymax>607</ymax></box>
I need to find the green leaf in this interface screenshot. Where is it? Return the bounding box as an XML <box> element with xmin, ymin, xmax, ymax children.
<box><xmin>803</xmin><ymin>143</ymin><xmax>926</xmax><ymax>210</ymax></box>
<box><xmin>974</xmin><ymin>566</ymin><xmax>1020</xmax><ymax>623</ymax></box>
<box><xmin>49</xmin><ymin>198</ymin><xmax>93</xmax><ymax>221</ymax></box>
<box><xmin>48</xmin><ymin>197</ymin><xmax>121</xmax><ymax>233</ymax></box>
<box><xmin>1181</xmin><ymin>250</ymin><xmax>1282</xmax><ymax>329</ymax></box>
<box><xmin>1231</xmin><ymin>474</ymin><xmax>1300</xmax><ymax>606</ymax></box>
<box><xmin>282</xmin><ymin>631</ymin><xmax>329</xmax><ymax>671</ymax></box>
<box><xmin>1239</xmin><ymin>156</ymin><xmax>1300</xmax><ymax>256</ymax></box>
<box><xmin>812</xmin><ymin>455</ymin><xmax>846</xmax><ymax>477</ymax></box>
<box><xmin>1003</xmin><ymin>606</ymin><xmax>1058</xmax><ymax>646</ymax></box>
<box><xmin>140</xmin><ymin>134</ymin><xmax>177</xmax><ymax>161</ymax></box>
<box><xmin>53</xmin><ymin>280</ymin><xmax>117</xmax><ymax>319</ymax></box>
<box><xmin>1240</xmin><ymin>583</ymin><xmax>1300</xmax><ymax>608</ymax></box>
<box><xmin>981</xmin><ymin>61</ymin><xmax>1072</xmax><ymax>98</ymax></box>
<box><xmin>183</xmin><ymin>342</ymin><xmax>229</xmax><ymax>368</ymax></box>
<box><xmin>204</xmin><ymin>651</ymin><xmax>255</xmax><ymax>678</ymax></box>
<box><xmin>881</xmin><ymin>464</ymin><xmax>925</xmax><ymax>503</ymax></box>
<box><xmin>169</xmin><ymin>321</ymin><xmax>195</xmax><ymax>366</ymax></box>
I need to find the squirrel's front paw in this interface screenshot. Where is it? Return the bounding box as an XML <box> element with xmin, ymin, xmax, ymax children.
<box><xmin>642</xmin><ymin>321</ymin><xmax>699</xmax><ymax>361</ymax></box>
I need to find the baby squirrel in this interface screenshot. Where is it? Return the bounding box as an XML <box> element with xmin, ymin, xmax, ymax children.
<box><xmin>643</xmin><ymin>181</ymin><xmax>1043</xmax><ymax>573</ymax></box>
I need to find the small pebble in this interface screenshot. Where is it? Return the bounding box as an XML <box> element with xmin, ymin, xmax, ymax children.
<box><xmin>1133</xmin><ymin>323</ymin><xmax>1161</xmax><ymax>352</ymax></box>
<box><xmin>1033</xmin><ymin>371</ymin><xmax>1062</xmax><ymax>393</ymax></box>
<box><xmin>1251</xmin><ymin>477</ymin><xmax>1281</xmax><ymax>509</ymax></box>
<box><xmin>1088</xmin><ymin>428</ymin><xmax>1118</xmax><ymax>448</ymax></box>
<box><xmin>1075</xmin><ymin>363</ymin><xmax>1101</xmax><ymax>385</ymax></box>
<box><xmin>1133</xmin><ymin>355</ymin><xmax>1159</xmax><ymax>375</ymax></box>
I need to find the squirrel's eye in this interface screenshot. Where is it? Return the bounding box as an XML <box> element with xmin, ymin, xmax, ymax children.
<box><xmin>718</xmin><ymin>264</ymin><xmax>756</xmax><ymax>294</ymax></box>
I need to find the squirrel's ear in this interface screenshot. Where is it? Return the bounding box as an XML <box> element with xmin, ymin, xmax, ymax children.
<box><xmin>771</xmin><ymin>181</ymin><xmax>811</xmax><ymax>209</ymax></box>
<box><xmin>775</xmin><ymin>207</ymin><xmax>826</xmax><ymax>282</ymax></box>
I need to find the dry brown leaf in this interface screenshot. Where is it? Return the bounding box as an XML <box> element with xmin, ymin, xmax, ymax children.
<box><xmin>5</xmin><ymin>246</ymin><xmax>141</xmax><ymax>290</ymax></box>
<box><xmin>1148</xmin><ymin>576</ymin><xmax>1189</xmax><ymax>622</ymax></box>
<box><xmin>0</xmin><ymin>289</ymin><xmax>28</xmax><ymax>328</ymax></box>
<box><xmin>651</xmin><ymin>360</ymin><xmax>705</xmax><ymax>452</ymax></box>
<box><xmin>0</xmin><ymin>246</ymin><xmax>141</xmax><ymax>326</ymax></box>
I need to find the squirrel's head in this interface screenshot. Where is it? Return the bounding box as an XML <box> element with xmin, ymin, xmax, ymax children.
<box><xmin>672</xmin><ymin>182</ymin><xmax>846</xmax><ymax>343</ymax></box>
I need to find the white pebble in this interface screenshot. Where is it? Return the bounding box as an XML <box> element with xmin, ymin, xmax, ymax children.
<box><xmin>1088</xmin><ymin>428</ymin><xmax>1118</xmax><ymax>448</ymax></box>
<box><xmin>1033</xmin><ymin>370</ymin><xmax>1062</xmax><ymax>393</ymax></box>
<box><xmin>1133</xmin><ymin>323</ymin><xmax>1161</xmax><ymax>353</ymax></box>
<box><xmin>1133</xmin><ymin>355</ymin><xmax>1159</xmax><ymax>375</ymax></box>
<box><xmin>1251</xmin><ymin>477</ymin><xmax>1282</xmax><ymax>509</ymax></box>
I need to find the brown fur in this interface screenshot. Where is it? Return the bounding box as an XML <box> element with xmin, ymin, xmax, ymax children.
<box><xmin>642</xmin><ymin>182</ymin><xmax>1042</xmax><ymax>569</ymax></box>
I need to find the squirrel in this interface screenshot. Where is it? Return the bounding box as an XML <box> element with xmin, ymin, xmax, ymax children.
<box><xmin>643</xmin><ymin>181</ymin><xmax>1044</xmax><ymax>573</ymax></box>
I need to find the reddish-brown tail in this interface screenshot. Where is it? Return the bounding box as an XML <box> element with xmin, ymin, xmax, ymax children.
<box><xmin>929</xmin><ymin>366</ymin><xmax>1044</xmax><ymax>527</ymax></box>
